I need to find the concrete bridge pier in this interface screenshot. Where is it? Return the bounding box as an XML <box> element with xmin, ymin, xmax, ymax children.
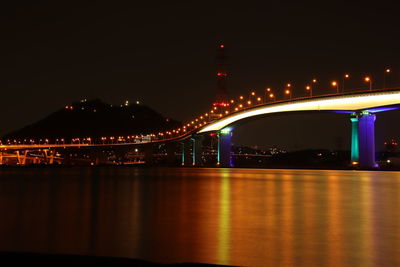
<box><xmin>218</xmin><ymin>128</ymin><xmax>233</xmax><ymax>167</ymax></box>
<box><xmin>350</xmin><ymin>116</ymin><xmax>359</xmax><ymax>163</ymax></box>
<box><xmin>165</xmin><ymin>142</ymin><xmax>177</xmax><ymax>165</ymax></box>
<box><xmin>358</xmin><ymin>112</ymin><xmax>377</xmax><ymax>168</ymax></box>
<box><xmin>144</xmin><ymin>144</ymin><xmax>154</xmax><ymax>165</ymax></box>
<box><xmin>181</xmin><ymin>140</ymin><xmax>192</xmax><ymax>166</ymax></box>
<box><xmin>350</xmin><ymin>112</ymin><xmax>377</xmax><ymax>169</ymax></box>
<box><xmin>192</xmin><ymin>134</ymin><xmax>204</xmax><ymax>166</ymax></box>
<box><xmin>16</xmin><ymin>150</ymin><xmax>28</xmax><ymax>165</ymax></box>
<box><xmin>43</xmin><ymin>149</ymin><xmax>55</xmax><ymax>165</ymax></box>
<box><xmin>89</xmin><ymin>147</ymin><xmax>107</xmax><ymax>165</ymax></box>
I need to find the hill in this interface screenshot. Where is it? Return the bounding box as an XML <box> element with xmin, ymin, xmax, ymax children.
<box><xmin>2</xmin><ymin>99</ymin><xmax>181</xmax><ymax>140</ymax></box>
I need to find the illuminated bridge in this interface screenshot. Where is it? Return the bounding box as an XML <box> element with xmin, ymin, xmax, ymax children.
<box><xmin>2</xmin><ymin>88</ymin><xmax>400</xmax><ymax>168</ymax></box>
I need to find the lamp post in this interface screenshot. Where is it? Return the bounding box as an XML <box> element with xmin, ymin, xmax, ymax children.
<box><xmin>305</xmin><ymin>85</ymin><xmax>312</xmax><ymax>97</ymax></box>
<box><xmin>285</xmin><ymin>83</ymin><xmax>292</xmax><ymax>99</ymax></box>
<box><xmin>269</xmin><ymin>93</ymin><xmax>275</xmax><ymax>101</ymax></box>
<box><xmin>364</xmin><ymin>76</ymin><xmax>372</xmax><ymax>91</ymax></box>
<box><xmin>311</xmin><ymin>78</ymin><xmax>317</xmax><ymax>95</ymax></box>
<box><xmin>343</xmin><ymin>74</ymin><xmax>350</xmax><ymax>92</ymax></box>
<box><xmin>264</xmin><ymin>87</ymin><xmax>271</xmax><ymax>103</ymax></box>
<box><xmin>383</xmin><ymin>68</ymin><xmax>391</xmax><ymax>89</ymax></box>
<box><xmin>285</xmin><ymin>89</ymin><xmax>292</xmax><ymax>99</ymax></box>
<box><xmin>331</xmin><ymin>81</ymin><xmax>339</xmax><ymax>93</ymax></box>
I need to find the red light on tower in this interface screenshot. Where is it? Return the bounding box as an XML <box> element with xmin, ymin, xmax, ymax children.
<box><xmin>220</xmin><ymin>44</ymin><xmax>225</xmax><ymax>49</ymax></box>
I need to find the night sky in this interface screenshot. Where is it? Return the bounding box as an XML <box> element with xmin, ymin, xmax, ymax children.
<box><xmin>2</xmin><ymin>1</ymin><xmax>400</xmax><ymax>151</ymax></box>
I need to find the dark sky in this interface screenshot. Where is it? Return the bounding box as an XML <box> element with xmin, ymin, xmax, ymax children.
<box><xmin>1</xmin><ymin>1</ymin><xmax>400</xmax><ymax>151</ymax></box>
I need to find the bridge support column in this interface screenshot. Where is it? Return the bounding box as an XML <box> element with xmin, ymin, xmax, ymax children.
<box><xmin>350</xmin><ymin>112</ymin><xmax>377</xmax><ymax>169</ymax></box>
<box><xmin>218</xmin><ymin>128</ymin><xmax>233</xmax><ymax>167</ymax></box>
<box><xmin>350</xmin><ymin>116</ymin><xmax>359</xmax><ymax>163</ymax></box>
<box><xmin>43</xmin><ymin>149</ymin><xmax>54</xmax><ymax>165</ymax></box>
<box><xmin>16</xmin><ymin>151</ymin><xmax>28</xmax><ymax>165</ymax></box>
<box><xmin>358</xmin><ymin>112</ymin><xmax>377</xmax><ymax>169</ymax></box>
<box><xmin>193</xmin><ymin>135</ymin><xmax>204</xmax><ymax>166</ymax></box>
<box><xmin>165</xmin><ymin>143</ymin><xmax>177</xmax><ymax>165</ymax></box>
<box><xmin>144</xmin><ymin>144</ymin><xmax>154</xmax><ymax>165</ymax></box>
<box><xmin>89</xmin><ymin>147</ymin><xmax>105</xmax><ymax>166</ymax></box>
<box><xmin>181</xmin><ymin>140</ymin><xmax>192</xmax><ymax>166</ymax></box>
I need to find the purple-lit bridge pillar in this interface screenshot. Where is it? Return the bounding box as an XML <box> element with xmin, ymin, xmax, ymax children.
<box><xmin>218</xmin><ymin>128</ymin><xmax>233</xmax><ymax>167</ymax></box>
<box><xmin>358</xmin><ymin>112</ymin><xmax>377</xmax><ymax>169</ymax></box>
<box><xmin>351</xmin><ymin>112</ymin><xmax>377</xmax><ymax>169</ymax></box>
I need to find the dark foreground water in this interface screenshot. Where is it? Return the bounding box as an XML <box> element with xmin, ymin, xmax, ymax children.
<box><xmin>0</xmin><ymin>167</ymin><xmax>399</xmax><ymax>266</ymax></box>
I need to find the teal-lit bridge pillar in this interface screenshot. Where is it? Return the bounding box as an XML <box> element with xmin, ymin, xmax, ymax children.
<box><xmin>181</xmin><ymin>139</ymin><xmax>192</xmax><ymax>166</ymax></box>
<box><xmin>350</xmin><ymin>112</ymin><xmax>377</xmax><ymax>169</ymax></box>
<box><xmin>350</xmin><ymin>115</ymin><xmax>359</xmax><ymax>163</ymax></box>
<box><xmin>193</xmin><ymin>135</ymin><xmax>204</xmax><ymax>166</ymax></box>
<box><xmin>218</xmin><ymin>128</ymin><xmax>233</xmax><ymax>167</ymax></box>
<box><xmin>181</xmin><ymin>135</ymin><xmax>204</xmax><ymax>166</ymax></box>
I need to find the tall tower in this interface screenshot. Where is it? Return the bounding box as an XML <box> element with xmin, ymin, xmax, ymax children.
<box><xmin>213</xmin><ymin>43</ymin><xmax>229</xmax><ymax>107</ymax></box>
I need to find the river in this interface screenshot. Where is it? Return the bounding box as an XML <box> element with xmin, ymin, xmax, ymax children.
<box><xmin>0</xmin><ymin>167</ymin><xmax>399</xmax><ymax>266</ymax></box>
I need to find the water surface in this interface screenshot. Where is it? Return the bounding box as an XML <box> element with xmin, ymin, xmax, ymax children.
<box><xmin>0</xmin><ymin>167</ymin><xmax>399</xmax><ymax>266</ymax></box>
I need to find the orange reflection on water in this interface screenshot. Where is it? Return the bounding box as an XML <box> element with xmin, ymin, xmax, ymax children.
<box><xmin>326</xmin><ymin>173</ymin><xmax>344</xmax><ymax>267</ymax></box>
<box><xmin>359</xmin><ymin>172</ymin><xmax>373</xmax><ymax>267</ymax></box>
<box><xmin>0</xmin><ymin>168</ymin><xmax>400</xmax><ymax>266</ymax></box>
<box><xmin>217</xmin><ymin>170</ymin><xmax>231</xmax><ymax>265</ymax></box>
<box><xmin>280</xmin><ymin>174</ymin><xmax>294</xmax><ymax>266</ymax></box>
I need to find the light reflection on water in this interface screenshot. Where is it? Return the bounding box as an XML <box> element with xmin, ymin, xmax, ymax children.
<box><xmin>0</xmin><ymin>167</ymin><xmax>399</xmax><ymax>266</ymax></box>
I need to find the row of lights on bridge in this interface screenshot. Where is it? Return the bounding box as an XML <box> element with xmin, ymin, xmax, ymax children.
<box><xmin>154</xmin><ymin>68</ymin><xmax>396</xmax><ymax>139</ymax></box>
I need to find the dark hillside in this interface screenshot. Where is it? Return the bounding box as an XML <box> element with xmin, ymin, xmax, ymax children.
<box><xmin>3</xmin><ymin>99</ymin><xmax>181</xmax><ymax>140</ymax></box>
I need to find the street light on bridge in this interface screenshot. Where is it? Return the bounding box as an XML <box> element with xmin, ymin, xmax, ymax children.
<box><xmin>264</xmin><ymin>87</ymin><xmax>271</xmax><ymax>102</ymax></box>
<box><xmin>310</xmin><ymin>78</ymin><xmax>318</xmax><ymax>95</ymax></box>
<box><xmin>331</xmin><ymin>81</ymin><xmax>339</xmax><ymax>93</ymax></box>
<box><xmin>285</xmin><ymin>89</ymin><xmax>292</xmax><ymax>99</ymax></box>
<box><xmin>384</xmin><ymin>68</ymin><xmax>391</xmax><ymax>89</ymax></box>
<box><xmin>269</xmin><ymin>93</ymin><xmax>275</xmax><ymax>101</ymax></box>
<box><xmin>305</xmin><ymin>85</ymin><xmax>312</xmax><ymax>96</ymax></box>
<box><xmin>364</xmin><ymin>76</ymin><xmax>372</xmax><ymax>91</ymax></box>
<box><xmin>285</xmin><ymin>83</ymin><xmax>292</xmax><ymax>99</ymax></box>
<box><xmin>343</xmin><ymin>74</ymin><xmax>350</xmax><ymax>92</ymax></box>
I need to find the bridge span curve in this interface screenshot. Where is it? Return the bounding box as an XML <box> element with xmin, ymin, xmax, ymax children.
<box><xmin>198</xmin><ymin>89</ymin><xmax>400</xmax><ymax>133</ymax></box>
